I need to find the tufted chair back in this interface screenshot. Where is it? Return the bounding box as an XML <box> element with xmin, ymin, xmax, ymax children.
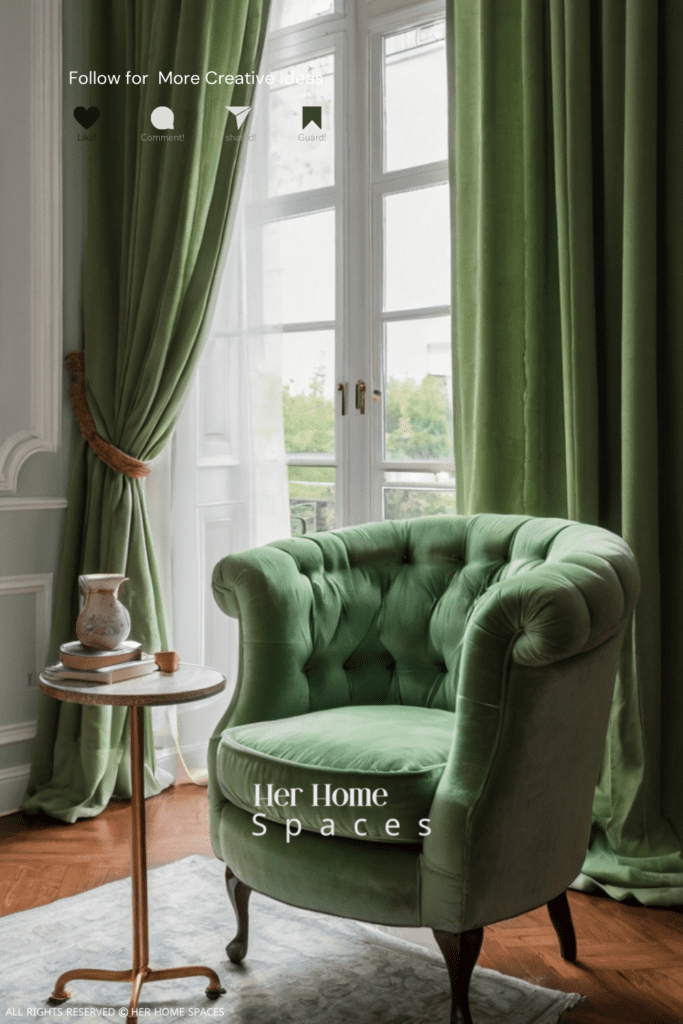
<box><xmin>211</xmin><ymin>513</ymin><xmax>637</xmax><ymax>724</ymax></box>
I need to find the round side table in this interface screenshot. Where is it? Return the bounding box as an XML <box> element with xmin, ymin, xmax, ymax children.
<box><xmin>39</xmin><ymin>663</ymin><xmax>226</xmax><ymax>1021</ymax></box>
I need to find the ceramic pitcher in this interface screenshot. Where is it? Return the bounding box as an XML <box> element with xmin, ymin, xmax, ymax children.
<box><xmin>75</xmin><ymin>574</ymin><xmax>131</xmax><ymax>651</ymax></box>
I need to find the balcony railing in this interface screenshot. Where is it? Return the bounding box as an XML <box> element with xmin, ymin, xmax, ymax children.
<box><xmin>289</xmin><ymin>498</ymin><xmax>334</xmax><ymax>535</ymax></box>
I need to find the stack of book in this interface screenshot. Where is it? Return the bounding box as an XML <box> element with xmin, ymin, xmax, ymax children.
<box><xmin>43</xmin><ymin>640</ymin><xmax>159</xmax><ymax>686</ymax></box>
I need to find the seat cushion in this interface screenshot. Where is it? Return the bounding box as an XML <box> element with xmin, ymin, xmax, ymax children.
<box><xmin>215</xmin><ymin>704</ymin><xmax>454</xmax><ymax>843</ymax></box>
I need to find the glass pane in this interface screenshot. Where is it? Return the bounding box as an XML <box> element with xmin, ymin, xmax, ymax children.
<box><xmin>289</xmin><ymin>467</ymin><xmax>336</xmax><ymax>533</ymax></box>
<box><xmin>385</xmin><ymin>317</ymin><xmax>453</xmax><ymax>460</ymax></box>
<box><xmin>282</xmin><ymin>330</ymin><xmax>335</xmax><ymax>455</ymax></box>
<box><xmin>268</xmin><ymin>54</ymin><xmax>334</xmax><ymax>196</ymax></box>
<box><xmin>384</xmin><ymin>185</ymin><xmax>450</xmax><ymax>311</ymax></box>
<box><xmin>272</xmin><ymin>0</ymin><xmax>335</xmax><ymax>30</ymax></box>
<box><xmin>383</xmin><ymin>471</ymin><xmax>456</xmax><ymax>522</ymax></box>
<box><xmin>384</xmin><ymin>22</ymin><xmax>447</xmax><ymax>172</ymax></box>
<box><xmin>262</xmin><ymin>210</ymin><xmax>335</xmax><ymax>324</ymax></box>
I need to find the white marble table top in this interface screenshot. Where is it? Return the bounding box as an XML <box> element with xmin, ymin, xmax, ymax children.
<box><xmin>39</xmin><ymin>662</ymin><xmax>226</xmax><ymax>706</ymax></box>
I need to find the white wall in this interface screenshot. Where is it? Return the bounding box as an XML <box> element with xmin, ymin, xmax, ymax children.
<box><xmin>0</xmin><ymin>0</ymin><xmax>77</xmax><ymax>815</ymax></box>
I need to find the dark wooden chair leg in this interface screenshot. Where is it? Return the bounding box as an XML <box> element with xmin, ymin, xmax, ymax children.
<box><xmin>224</xmin><ymin>865</ymin><xmax>252</xmax><ymax>964</ymax></box>
<box><xmin>433</xmin><ymin>926</ymin><xmax>484</xmax><ymax>1024</ymax></box>
<box><xmin>547</xmin><ymin>891</ymin><xmax>577</xmax><ymax>962</ymax></box>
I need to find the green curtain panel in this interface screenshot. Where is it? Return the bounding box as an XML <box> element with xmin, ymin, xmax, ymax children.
<box><xmin>448</xmin><ymin>0</ymin><xmax>683</xmax><ymax>904</ymax></box>
<box><xmin>24</xmin><ymin>0</ymin><xmax>271</xmax><ymax>823</ymax></box>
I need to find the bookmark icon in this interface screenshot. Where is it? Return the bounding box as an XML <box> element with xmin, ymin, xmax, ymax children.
<box><xmin>302</xmin><ymin>106</ymin><xmax>322</xmax><ymax>129</ymax></box>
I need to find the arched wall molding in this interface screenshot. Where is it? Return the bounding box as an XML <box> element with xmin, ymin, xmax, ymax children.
<box><xmin>0</xmin><ymin>0</ymin><xmax>62</xmax><ymax>493</ymax></box>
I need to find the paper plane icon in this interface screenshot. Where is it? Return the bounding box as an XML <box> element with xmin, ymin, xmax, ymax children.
<box><xmin>226</xmin><ymin>106</ymin><xmax>251</xmax><ymax>129</ymax></box>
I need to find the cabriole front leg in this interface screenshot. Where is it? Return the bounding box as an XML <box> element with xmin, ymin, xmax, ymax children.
<box><xmin>547</xmin><ymin>890</ymin><xmax>577</xmax><ymax>962</ymax></box>
<box><xmin>433</xmin><ymin>926</ymin><xmax>484</xmax><ymax>1024</ymax></box>
<box><xmin>224</xmin><ymin>866</ymin><xmax>252</xmax><ymax>963</ymax></box>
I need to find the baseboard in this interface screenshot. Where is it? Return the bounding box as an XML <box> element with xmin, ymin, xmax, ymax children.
<box><xmin>154</xmin><ymin>744</ymin><xmax>178</xmax><ymax>776</ymax></box>
<box><xmin>0</xmin><ymin>763</ymin><xmax>31</xmax><ymax>817</ymax></box>
<box><xmin>154</xmin><ymin>741</ymin><xmax>209</xmax><ymax>783</ymax></box>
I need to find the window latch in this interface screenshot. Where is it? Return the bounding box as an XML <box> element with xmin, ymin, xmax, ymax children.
<box><xmin>355</xmin><ymin>380</ymin><xmax>366</xmax><ymax>414</ymax></box>
<box><xmin>337</xmin><ymin>382</ymin><xmax>347</xmax><ymax>416</ymax></box>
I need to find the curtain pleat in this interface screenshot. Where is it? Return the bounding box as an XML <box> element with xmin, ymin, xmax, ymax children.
<box><xmin>449</xmin><ymin>0</ymin><xmax>683</xmax><ymax>903</ymax></box>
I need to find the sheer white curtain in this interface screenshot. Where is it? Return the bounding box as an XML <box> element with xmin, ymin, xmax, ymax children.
<box><xmin>147</xmin><ymin>82</ymin><xmax>290</xmax><ymax>782</ymax></box>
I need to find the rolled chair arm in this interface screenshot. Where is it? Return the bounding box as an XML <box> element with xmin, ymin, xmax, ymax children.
<box><xmin>420</xmin><ymin>536</ymin><xmax>639</xmax><ymax>931</ymax></box>
<box><xmin>211</xmin><ymin>546</ymin><xmax>315</xmax><ymax>727</ymax></box>
<box><xmin>458</xmin><ymin>527</ymin><xmax>639</xmax><ymax>701</ymax></box>
<box><xmin>212</xmin><ymin>545</ymin><xmax>313</xmax><ymax>642</ymax></box>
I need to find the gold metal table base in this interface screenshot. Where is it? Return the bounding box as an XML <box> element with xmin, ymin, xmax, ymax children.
<box><xmin>48</xmin><ymin>966</ymin><xmax>224</xmax><ymax>1013</ymax></box>
<box><xmin>47</xmin><ymin>706</ymin><xmax>225</xmax><ymax>1020</ymax></box>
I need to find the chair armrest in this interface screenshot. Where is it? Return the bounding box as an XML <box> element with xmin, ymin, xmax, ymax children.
<box><xmin>419</xmin><ymin>545</ymin><xmax>638</xmax><ymax>929</ymax></box>
<box><xmin>208</xmin><ymin>546</ymin><xmax>317</xmax><ymax>844</ymax></box>
<box><xmin>211</xmin><ymin>546</ymin><xmax>314</xmax><ymax>726</ymax></box>
<box><xmin>420</xmin><ymin>634</ymin><xmax>626</xmax><ymax>930</ymax></box>
<box><xmin>457</xmin><ymin>556</ymin><xmax>632</xmax><ymax>706</ymax></box>
<box><xmin>431</xmin><ymin>552</ymin><xmax>637</xmax><ymax>821</ymax></box>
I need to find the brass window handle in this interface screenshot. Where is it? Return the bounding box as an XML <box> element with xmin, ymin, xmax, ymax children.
<box><xmin>339</xmin><ymin>381</ymin><xmax>378</xmax><ymax>415</ymax></box>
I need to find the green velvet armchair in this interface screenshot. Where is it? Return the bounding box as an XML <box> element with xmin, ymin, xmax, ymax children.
<box><xmin>208</xmin><ymin>514</ymin><xmax>639</xmax><ymax>1023</ymax></box>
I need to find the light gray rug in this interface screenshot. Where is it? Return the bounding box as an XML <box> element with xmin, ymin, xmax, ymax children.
<box><xmin>0</xmin><ymin>855</ymin><xmax>582</xmax><ymax>1022</ymax></box>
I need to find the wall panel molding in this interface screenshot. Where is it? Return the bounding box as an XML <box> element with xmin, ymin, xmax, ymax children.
<box><xmin>0</xmin><ymin>0</ymin><xmax>62</xmax><ymax>493</ymax></box>
<box><xmin>0</xmin><ymin>720</ymin><xmax>37</xmax><ymax>746</ymax></box>
<box><xmin>0</xmin><ymin>573</ymin><xmax>53</xmax><ymax>682</ymax></box>
<box><xmin>0</xmin><ymin>497</ymin><xmax>67</xmax><ymax>512</ymax></box>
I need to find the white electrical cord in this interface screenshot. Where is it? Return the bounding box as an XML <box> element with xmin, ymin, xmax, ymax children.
<box><xmin>166</xmin><ymin>704</ymin><xmax>209</xmax><ymax>786</ymax></box>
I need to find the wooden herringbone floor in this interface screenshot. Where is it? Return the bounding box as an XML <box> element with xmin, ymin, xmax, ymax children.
<box><xmin>1</xmin><ymin>784</ymin><xmax>682</xmax><ymax>1023</ymax></box>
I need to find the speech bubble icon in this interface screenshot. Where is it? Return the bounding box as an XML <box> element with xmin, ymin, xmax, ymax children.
<box><xmin>151</xmin><ymin>106</ymin><xmax>174</xmax><ymax>130</ymax></box>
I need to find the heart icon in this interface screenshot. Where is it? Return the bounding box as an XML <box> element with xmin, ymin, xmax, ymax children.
<box><xmin>74</xmin><ymin>107</ymin><xmax>100</xmax><ymax>129</ymax></box>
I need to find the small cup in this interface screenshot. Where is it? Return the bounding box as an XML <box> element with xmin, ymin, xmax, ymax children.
<box><xmin>155</xmin><ymin>651</ymin><xmax>180</xmax><ymax>674</ymax></box>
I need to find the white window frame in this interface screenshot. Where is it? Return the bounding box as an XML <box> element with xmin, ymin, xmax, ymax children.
<box><xmin>249</xmin><ymin>16</ymin><xmax>349</xmax><ymax>526</ymax></box>
<box><xmin>249</xmin><ymin>0</ymin><xmax>450</xmax><ymax>530</ymax></box>
<box><xmin>366</xmin><ymin>0</ymin><xmax>452</xmax><ymax>524</ymax></box>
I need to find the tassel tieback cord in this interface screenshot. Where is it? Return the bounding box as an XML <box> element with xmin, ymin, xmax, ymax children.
<box><xmin>65</xmin><ymin>352</ymin><xmax>151</xmax><ymax>479</ymax></box>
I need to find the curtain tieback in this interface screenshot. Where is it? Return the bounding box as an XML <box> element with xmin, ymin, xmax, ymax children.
<box><xmin>65</xmin><ymin>352</ymin><xmax>151</xmax><ymax>479</ymax></box>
